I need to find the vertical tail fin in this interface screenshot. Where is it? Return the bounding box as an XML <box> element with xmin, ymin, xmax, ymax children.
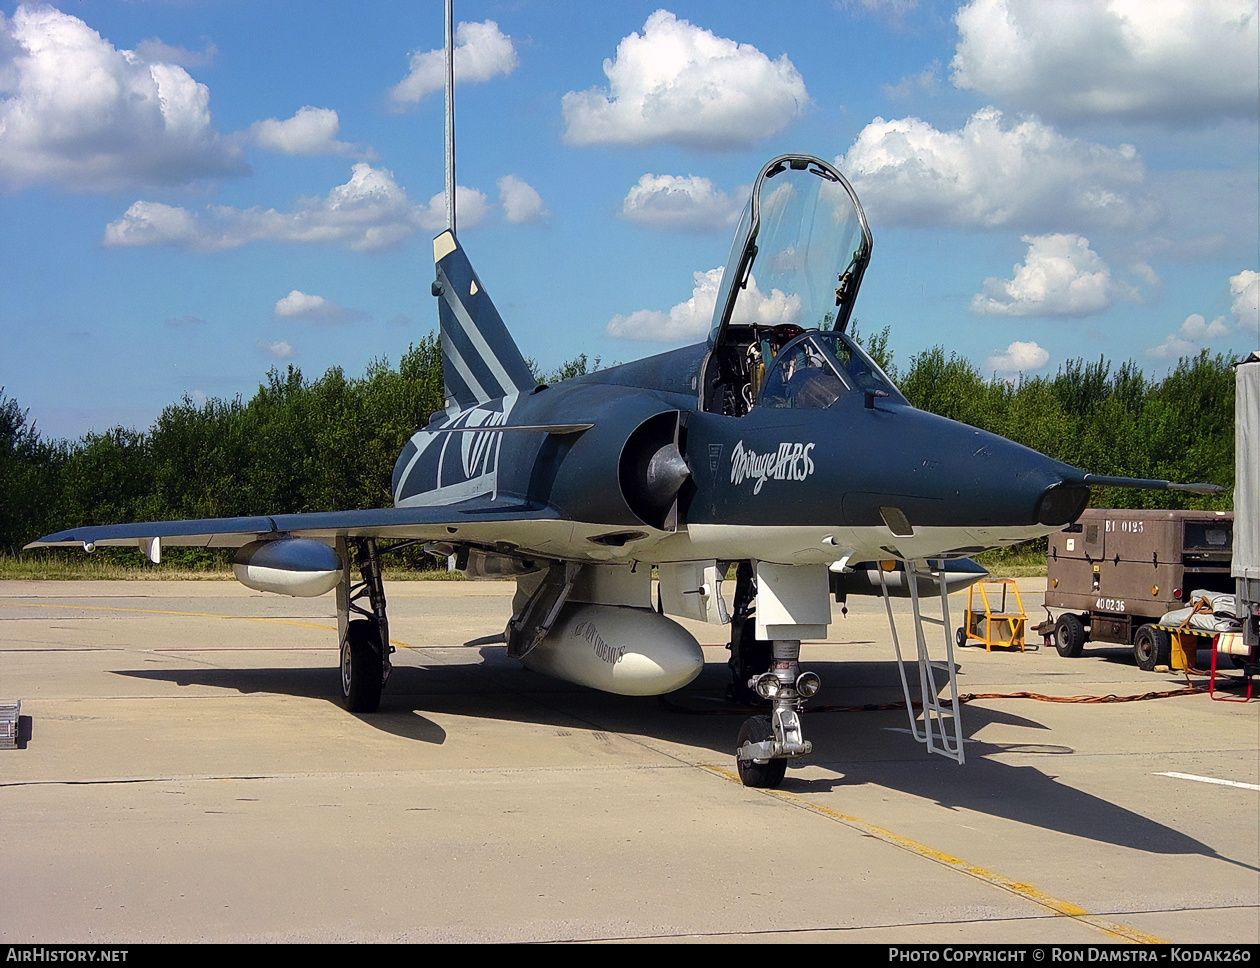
<box><xmin>433</xmin><ymin>230</ymin><xmax>536</xmax><ymax>411</ymax></box>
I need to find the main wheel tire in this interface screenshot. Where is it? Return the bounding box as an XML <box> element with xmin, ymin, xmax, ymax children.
<box><xmin>736</xmin><ymin>715</ymin><xmax>787</xmax><ymax>789</ymax></box>
<box><xmin>1133</xmin><ymin>624</ymin><xmax>1172</xmax><ymax>672</ymax></box>
<box><xmin>1054</xmin><ymin>614</ymin><xmax>1087</xmax><ymax>658</ymax></box>
<box><xmin>342</xmin><ymin>619</ymin><xmax>384</xmax><ymax>713</ymax></box>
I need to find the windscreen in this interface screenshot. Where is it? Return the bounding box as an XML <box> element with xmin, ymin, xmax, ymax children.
<box><xmin>758</xmin><ymin>332</ymin><xmax>903</xmax><ymax>410</ymax></box>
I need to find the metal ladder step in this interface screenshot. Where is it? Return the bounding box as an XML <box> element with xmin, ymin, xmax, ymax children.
<box><xmin>878</xmin><ymin>560</ymin><xmax>965</xmax><ymax>765</ymax></box>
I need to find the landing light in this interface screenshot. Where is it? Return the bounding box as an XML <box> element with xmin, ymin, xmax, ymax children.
<box><xmin>796</xmin><ymin>672</ymin><xmax>821</xmax><ymax>698</ymax></box>
<box><xmin>753</xmin><ymin>673</ymin><xmax>782</xmax><ymax>700</ymax></box>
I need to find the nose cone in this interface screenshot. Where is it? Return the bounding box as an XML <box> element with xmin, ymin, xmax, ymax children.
<box><xmin>836</xmin><ymin>408</ymin><xmax>1089</xmax><ymax>531</ymax></box>
<box><xmin>1035</xmin><ymin>478</ymin><xmax>1091</xmax><ymax>527</ymax></box>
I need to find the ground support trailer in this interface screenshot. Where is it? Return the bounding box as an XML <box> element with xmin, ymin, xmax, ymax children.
<box><xmin>1041</xmin><ymin>507</ymin><xmax>1234</xmax><ymax>671</ymax></box>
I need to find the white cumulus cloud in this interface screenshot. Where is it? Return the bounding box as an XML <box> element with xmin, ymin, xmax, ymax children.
<box><xmin>562</xmin><ymin>11</ymin><xmax>808</xmax><ymax>150</ymax></box>
<box><xmin>274</xmin><ymin>291</ymin><xmax>342</xmax><ymax>320</ymax></box>
<box><xmin>970</xmin><ymin>234</ymin><xmax>1138</xmax><ymax>317</ymax></box>
<box><xmin>620</xmin><ymin>174</ymin><xmax>745</xmax><ymax>231</ymax></box>
<box><xmin>951</xmin><ymin>0</ymin><xmax>1260</xmax><ymax>126</ymax></box>
<box><xmin>496</xmin><ymin>175</ymin><xmax>548</xmax><ymax>223</ymax></box>
<box><xmin>389</xmin><ymin>20</ymin><xmax>517</xmax><ymax>110</ymax></box>
<box><xmin>838</xmin><ymin>108</ymin><xmax>1155</xmax><ymax>232</ymax></box>
<box><xmin>1231</xmin><ymin>270</ymin><xmax>1259</xmax><ymax>334</ymax></box>
<box><xmin>842</xmin><ymin>0</ymin><xmax>922</xmax><ymax>26</ymax></box>
<box><xmin>105</xmin><ymin>201</ymin><xmax>202</xmax><ymax>247</ymax></box>
<box><xmin>1181</xmin><ymin>314</ymin><xmax>1232</xmax><ymax>341</ymax></box>
<box><xmin>134</xmin><ymin>38</ymin><xmax>217</xmax><ymax>69</ymax></box>
<box><xmin>883</xmin><ymin>61</ymin><xmax>941</xmax><ymax>100</ymax></box>
<box><xmin>1149</xmin><ymin>269</ymin><xmax>1259</xmax><ymax>358</ymax></box>
<box><xmin>1148</xmin><ymin>314</ymin><xmax>1232</xmax><ymax>359</ymax></box>
<box><xmin>258</xmin><ymin>340</ymin><xmax>295</xmax><ymax>360</ymax></box>
<box><xmin>0</xmin><ymin>5</ymin><xmax>245</xmax><ymax>190</ymax></box>
<box><xmin>415</xmin><ymin>183</ymin><xmax>490</xmax><ymax>231</ymax></box>
<box><xmin>104</xmin><ymin>164</ymin><xmax>489</xmax><ymax>252</ymax></box>
<box><xmin>251</xmin><ymin>107</ymin><xmax>356</xmax><ymax>156</ymax></box>
<box><xmin>986</xmin><ymin>340</ymin><xmax>1050</xmax><ymax>376</ymax></box>
<box><xmin>607</xmin><ymin>267</ymin><xmax>799</xmax><ymax>343</ymax></box>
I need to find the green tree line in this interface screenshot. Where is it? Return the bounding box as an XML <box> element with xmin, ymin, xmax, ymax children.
<box><xmin>0</xmin><ymin>330</ymin><xmax>1237</xmax><ymax>561</ymax></box>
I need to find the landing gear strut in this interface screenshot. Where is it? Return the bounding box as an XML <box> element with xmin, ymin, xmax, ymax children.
<box><xmin>728</xmin><ymin>562</ymin><xmax>824</xmax><ymax>788</ymax></box>
<box><xmin>339</xmin><ymin>537</ymin><xmax>394</xmax><ymax>712</ymax></box>
<box><xmin>735</xmin><ymin>638</ymin><xmax>820</xmax><ymax>789</ymax></box>
<box><xmin>726</xmin><ymin>562</ymin><xmax>770</xmax><ymax>705</ymax></box>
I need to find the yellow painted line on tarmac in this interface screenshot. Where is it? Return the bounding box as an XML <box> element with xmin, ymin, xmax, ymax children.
<box><xmin>2</xmin><ymin>600</ymin><xmax>413</xmax><ymax>650</ymax></box>
<box><xmin>705</xmin><ymin>764</ymin><xmax>1166</xmax><ymax>945</ymax></box>
<box><xmin>3</xmin><ymin>599</ymin><xmax>334</xmax><ymax>631</ymax></box>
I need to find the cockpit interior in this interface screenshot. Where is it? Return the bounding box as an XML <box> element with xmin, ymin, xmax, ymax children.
<box><xmin>702</xmin><ymin>325</ymin><xmax>899</xmax><ymax>416</ymax></box>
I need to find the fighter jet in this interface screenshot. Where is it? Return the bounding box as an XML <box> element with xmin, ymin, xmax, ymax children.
<box><xmin>28</xmin><ymin>148</ymin><xmax>1221</xmax><ymax>787</ymax></box>
<box><xmin>28</xmin><ymin>7</ymin><xmax>1220</xmax><ymax>785</ymax></box>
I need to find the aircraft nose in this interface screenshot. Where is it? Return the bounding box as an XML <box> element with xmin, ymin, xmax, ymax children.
<box><xmin>942</xmin><ymin>417</ymin><xmax>1091</xmax><ymax>528</ymax></box>
<box><xmin>840</xmin><ymin>408</ymin><xmax>1091</xmax><ymax>531</ymax></box>
<box><xmin>1035</xmin><ymin>478</ymin><xmax>1091</xmax><ymax>526</ymax></box>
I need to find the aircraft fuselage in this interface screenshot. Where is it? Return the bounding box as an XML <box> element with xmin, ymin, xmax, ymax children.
<box><xmin>391</xmin><ymin>338</ymin><xmax>1085</xmax><ymax>570</ymax></box>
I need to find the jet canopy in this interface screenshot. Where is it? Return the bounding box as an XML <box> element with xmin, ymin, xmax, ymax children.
<box><xmin>700</xmin><ymin>156</ymin><xmax>875</xmax><ymax>416</ymax></box>
<box><xmin>709</xmin><ymin>156</ymin><xmax>871</xmax><ymax>345</ymax></box>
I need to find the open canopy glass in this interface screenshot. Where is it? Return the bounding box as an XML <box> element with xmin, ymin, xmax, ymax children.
<box><xmin>709</xmin><ymin>156</ymin><xmax>872</xmax><ymax>345</ymax></box>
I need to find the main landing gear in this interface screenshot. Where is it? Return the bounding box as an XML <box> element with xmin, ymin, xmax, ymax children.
<box><xmin>338</xmin><ymin>537</ymin><xmax>395</xmax><ymax>713</ymax></box>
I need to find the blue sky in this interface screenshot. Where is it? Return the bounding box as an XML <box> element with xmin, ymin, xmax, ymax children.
<box><xmin>1</xmin><ymin>0</ymin><xmax>1257</xmax><ymax>440</ymax></box>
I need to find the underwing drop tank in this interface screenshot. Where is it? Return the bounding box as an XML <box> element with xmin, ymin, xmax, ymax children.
<box><xmin>232</xmin><ymin>538</ymin><xmax>342</xmax><ymax>597</ymax></box>
<box><xmin>830</xmin><ymin>558</ymin><xmax>989</xmax><ymax>600</ymax></box>
<box><xmin>519</xmin><ymin>602</ymin><xmax>704</xmax><ymax>696</ymax></box>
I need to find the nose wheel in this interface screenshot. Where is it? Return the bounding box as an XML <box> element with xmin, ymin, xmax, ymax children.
<box><xmin>735</xmin><ymin>716</ymin><xmax>787</xmax><ymax>788</ymax></box>
<box><xmin>733</xmin><ymin>638</ymin><xmax>818</xmax><ymax>788</ymax></box>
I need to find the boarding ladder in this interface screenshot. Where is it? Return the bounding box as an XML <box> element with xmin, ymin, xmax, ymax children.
<box><xmin>877</xmin><ymin>559</ymin><xmax>965</xmax><ymax>764</ymax></box>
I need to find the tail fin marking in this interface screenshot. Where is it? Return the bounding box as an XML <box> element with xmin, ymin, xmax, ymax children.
<box><xmin>434</xmin><ymin>230</ymin><xmax>535</xmax><ymax>410</ymax></box>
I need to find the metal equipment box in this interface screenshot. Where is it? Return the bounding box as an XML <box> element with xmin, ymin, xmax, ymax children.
<box><xmin>1044</xmin><ymin>508</ymin><xmax>1233</xmax><ymax>669</ymax></box>
<box><xmin>0</xmin><ymin>700</ymin><xmax>19</xmax><ymax>750</ymax></box>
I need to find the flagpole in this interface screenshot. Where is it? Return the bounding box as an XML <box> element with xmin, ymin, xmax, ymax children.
<box><xmin>444</xmin><ymin>0</ymin><xmax>456</xmax><ymax>234</ymax></box>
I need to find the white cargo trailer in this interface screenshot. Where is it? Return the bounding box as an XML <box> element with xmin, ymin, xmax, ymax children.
<box><xmin>1233</xmin><ymin>352</ymin><xmax>1259</xmax><ymax>658</ymax></box>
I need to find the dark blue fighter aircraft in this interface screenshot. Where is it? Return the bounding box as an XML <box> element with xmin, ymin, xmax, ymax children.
<box><xmin>28</xmin><ymin>152</ymin><xmax>1218</xmax><ymax>788</ymax></box>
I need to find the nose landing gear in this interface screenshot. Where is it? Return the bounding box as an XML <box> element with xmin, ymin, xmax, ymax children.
<box><xmin>735</xmin><ymin>638</ymin><xmax>819</xmax><ymax>788</ymax></box>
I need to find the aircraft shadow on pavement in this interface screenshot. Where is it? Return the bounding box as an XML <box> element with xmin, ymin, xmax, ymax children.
<box><xmin>114</xmin><ymin>648</ymin><xmax>1251</xmax><ymax>869</ymax></box>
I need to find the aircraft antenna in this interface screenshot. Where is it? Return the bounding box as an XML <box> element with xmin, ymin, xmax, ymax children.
<box><xmin>444</xmin><ymin>0</ymin><xmax>456</xmax><ymax>233</ymax></box>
